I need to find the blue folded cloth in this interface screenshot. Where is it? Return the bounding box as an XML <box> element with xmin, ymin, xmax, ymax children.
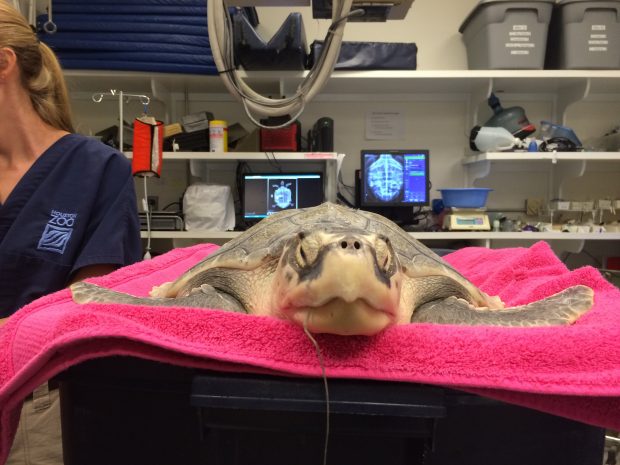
<box><xmin>38</xmin><ymin>0</ymin><xmax>226</xmax><ymax>75</ymax></box>
<box><xmin>44</xmin><ymin>32</ymin><xmax>210</xmax><ymax>47</ymax></box>
<box><xmin>58</xmin><ymin>59</ymin><xmax>218</xmax><ymax>75</ymax></box>
<box><xmin>52</xmin><ymin>4</ymin><xmax>206</xmax><ymax>15</ymax></box>
<box><xmin>53</xmin><ymin>0</ymin><xmax>205</xmax><ymax>4</ymax></box>
<box><xmin>38</xmin><ymin>13</ymin><xmax>207</xmax><ymax>26</ymax></box>
<box><xmin>37</xmin><ymin>16</ymin><xmax>207</xmax><ymax>34</ymax></box>
<box><xmin>58</xmin><ymin>51</ymin><xmax>214</xmax><ymax>65</ymax></box>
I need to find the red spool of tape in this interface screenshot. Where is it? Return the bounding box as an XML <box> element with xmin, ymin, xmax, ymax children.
<box><xmin>132</xmin><ymin>116</ymin><xmax>163</xmax><ymax>177</ymax></box>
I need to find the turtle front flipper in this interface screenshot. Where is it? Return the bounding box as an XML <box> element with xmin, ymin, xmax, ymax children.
<box><xmin>71</xmin><ymin>282</ymin><xmax>247</xmax><ymax>314</ymax></box>
<box><xmin>411</xmin><ymin>285</ymin><xmax>594</xmax><ymax>327</ymax></box>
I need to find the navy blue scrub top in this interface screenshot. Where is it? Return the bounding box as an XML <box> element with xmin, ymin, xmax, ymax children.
<box><xmin>0</xmin><ymin>134</ymin><xmax>142</xmax><ymax>317</ymax></box>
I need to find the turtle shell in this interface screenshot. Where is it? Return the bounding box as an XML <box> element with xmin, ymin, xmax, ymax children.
<box><xmin>152</xmin><ymin>203</ymin><xmax>494</xmax><ymax>310</ymax></box>
<box><xmin>73</xmin><ymin>202</ymin><xmax>591</xmax><ymax>334</ymax></box>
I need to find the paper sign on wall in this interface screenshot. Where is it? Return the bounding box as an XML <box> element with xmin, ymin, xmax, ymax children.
<box><xmin>365</xmin><ymin>111</ymin><xmax>404</xmax><ymax>140</ymax></box>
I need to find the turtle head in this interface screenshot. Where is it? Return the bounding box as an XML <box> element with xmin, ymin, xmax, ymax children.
<box><xmin>272</xmin><ymin>228</ymin><xmax>403</xmax><ymax>336</ymax></box>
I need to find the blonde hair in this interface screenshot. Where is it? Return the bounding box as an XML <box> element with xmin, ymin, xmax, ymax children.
<box><xmin>0</xmin><ymin>1</ymin><xmax>74</xmax><ymax>132</ymax></box>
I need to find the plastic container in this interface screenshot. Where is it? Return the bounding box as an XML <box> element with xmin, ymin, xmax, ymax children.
<box><xmin>438</xmin><ymin>188</ymin><xmax>493</xmax><ymax>208</ymax></box>
<box><xmin>459</xmin><ymin>0</ymin><xmax>554</xmax><ymax>69</ymax></box>
<box><xmin>209</xmin><ymin>120</ymin><xmax>228</xmax><ymax>152</ymax></box>
<box><xmin>546</xmin><ymin>0</ymin><xmax>620</xmax><ymax>69</ymax></box>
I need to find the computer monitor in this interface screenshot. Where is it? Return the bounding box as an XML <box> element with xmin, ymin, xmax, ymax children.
<box><xmin>242</xmin><ymin>172</ymin><xmax>324</xmax><ymax>221</ymax></box>
<box><xmin>360</xmin><ymin>150</ymin><xmax>430</xmax><ymax>208</ymax></box>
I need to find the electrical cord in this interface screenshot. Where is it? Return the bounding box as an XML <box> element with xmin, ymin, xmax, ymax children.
<box><xmin>207</xmin><ymin>0</ymin><xmax>363</xmax><ymax>128</ymax></box>
<box><xmin>142</xmin><ymin>176</ymin><xmax>152</xmax><ymax>260</ymax></box>
<box><xmin>263</xmin><ymin>152</ymin><xmax>282</xmax><ymax>172</ymax></box>
<box><xmin>161</xmin><ymin>201</ymin><xmax>182</xmax><ymax>211</ymax></box>
<box><xmin>235</xmin><ymin>161</ymin><xmax>252</xmax><ymax>230</ymax></box>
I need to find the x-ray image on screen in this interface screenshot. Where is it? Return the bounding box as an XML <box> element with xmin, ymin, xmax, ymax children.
<box><xmin>243</xmin><ymin>173</ymin><xmax>324</xmax><ymax>221</ymax></box>
<box><xmin>364</xmin><ymin>154</ymin><xmax>405</xmax><ymax>202</ymax></box>
<box><xmin>361</xmin><ymin>150</ymin><xmax>429</xmax><ymax>208</ymax></box>
<box><xmin>269</xmin><ymin>179</ymin><xmax>297</xmax><ymax>211</ymax></box>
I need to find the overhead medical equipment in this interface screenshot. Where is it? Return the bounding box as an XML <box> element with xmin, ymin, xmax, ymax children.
<box><xmin>208</xmin><ymin>0</ymin><xmax>415</xmax><ymax>127</ymax></box>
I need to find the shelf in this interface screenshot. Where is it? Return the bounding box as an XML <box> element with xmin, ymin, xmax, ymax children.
<box><xmin>128</xmin><ymin>151</ymin><xmax>341</xmax><ymax>203</ymax></box>
<box><xmin>125</xmin><ymin>151</ymin><xmax>340</xmax><ymax>161</ymax></box>
<box><xmin>143</xmin><ymin>231</ymin><xmax>239</xmax><ymax>240</ymax></box>
<box><xmin>141</xmin><ymin>230</ymin><xmax>620</xmax><ymax>241</ymax></box>
<box><xmin>463</xmin><ymin>151</ymin><xmax>620</xmax><ymax>164</ymax></box>
<box><xmin>65</xmin><ymin>69</ymin><xmax>620</xmax><ymax>98</ymax></box>
<box><xmin>413</xmin><ymin>232</ymin><xmax>620</xmax><ymax>241</ymax></box>
<box><xmin>462</xmin><ymin>151</ymin><xmax>620</xmax><ymax>193</ymax></box>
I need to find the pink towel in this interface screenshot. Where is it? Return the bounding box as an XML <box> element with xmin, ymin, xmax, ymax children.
<box><xmin>1</xmin><ymin>241</ymin><xmax>619</xmax><ymax>463</ymax></box>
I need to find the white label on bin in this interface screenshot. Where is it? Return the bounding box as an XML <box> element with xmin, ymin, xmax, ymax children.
<box><xmin>509</xmin><ymin>31</ymin><xmax>531</xmax><ymax>36</ymax></box>
<box><xmin>511</xmin><ymin>50</ymin><xmax>530</xmax><ymax>55</ymax></box>
<box><xmin>505</xmin><ymin>43</ymin><xmax>535</xmax><ymax>48</ymax></box>
<box><xmin>592</xmin><ymin>25</ymin><xmax>607</xmax><ymax>31</ymax></box>
<box><xmin>591</xmin><ymin>34</ymin><xmax>607</xmax><ymax>39</ymax></box>
<box><xmin>589</xmin><ymin>46</ymin><xmax>608</xmax><ymax>52</ymax></box>
<box><xmin>513</xmin><ymin>25</ymin><xmax>528</xmax><ymax>31</ymax></box>
<box><xmin>589</xmin><ymin>40</ymin><xmax>609</xmax><ymax>45</ymax></box>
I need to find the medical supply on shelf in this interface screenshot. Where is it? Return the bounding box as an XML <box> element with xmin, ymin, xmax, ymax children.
<box><xmin>209</xmin><ymin>120</ymin><xmax>228</xmax><ymax>152</ymax></box>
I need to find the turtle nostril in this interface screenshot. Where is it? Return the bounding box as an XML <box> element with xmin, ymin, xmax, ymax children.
<box><xmin>340</xmin><ymin>239</ymin><xmax>362</xmax><ymax>250</ymax></box>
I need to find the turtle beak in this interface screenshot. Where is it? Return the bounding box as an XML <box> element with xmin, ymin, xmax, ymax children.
<box><xmin>274</xmin><ymin>231</ymin><xmax>402</xmax><ymax>336</ymax></box>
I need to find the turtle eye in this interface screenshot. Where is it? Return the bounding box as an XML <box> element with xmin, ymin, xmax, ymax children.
<box><xmin>296</xmin><ymin>244</ymin><xmax>308</xmax><ymax>268</ymax></box>
<box><xmin>295</xmin><ymin>234</ymin><xmax>319</xmax><ymax>268</ymax></box>
<box><xmin>375</xmin><ymin>236</ymin><xmax>393</xmax><ymax>272</ymax></box>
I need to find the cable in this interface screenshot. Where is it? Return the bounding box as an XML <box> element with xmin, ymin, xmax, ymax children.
<box><xmin>263</xmin><ymin>152</ymin><xmax>282</xmax><ymax>172</ymax></box>
<box><xmin>208</xmin><ymin>0</ymin><xmax>363</xmax><ymax>128</ymax></box>
<box><xmin>142</xmin><ymin>177</ymin><xmax>152</xmax><ymax>260</ymax></box>
<box><xmin>303</xmin><ymin>313</ymin><xmax>330</xmax><ymax>465</ymax></box>
<box><xmin>161</xmin><ymin>201</ymin><xmax>182</xmax><ymax>211</ymax></box>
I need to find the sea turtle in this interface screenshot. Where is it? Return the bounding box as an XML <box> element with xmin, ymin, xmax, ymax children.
<box><xmin>71</xmin><ymin>202</ymin><xmax>593</xmax><ymax>336</ymax></box>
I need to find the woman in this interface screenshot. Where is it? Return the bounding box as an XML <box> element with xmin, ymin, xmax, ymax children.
<box><xmin>0</xmin><ymin>1</ymin><xmax>142</xmax><ymax>463</ymax></box>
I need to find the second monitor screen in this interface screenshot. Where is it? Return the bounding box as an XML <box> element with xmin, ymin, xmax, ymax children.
<box><xmin>361</xmin><ymin>150</ymin><xmax>429</xmax><ymax>207</ymax></box>
<box><xmin>243</xmin><ymin>173</ymin><xmax>324</xmax><ymax>220</ymax></box>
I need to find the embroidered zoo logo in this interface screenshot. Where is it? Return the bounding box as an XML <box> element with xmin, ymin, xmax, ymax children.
<box><xmin>37</xmin><ymin>210</ymin><xmax>78</xmax><ymax>254</ymax></box>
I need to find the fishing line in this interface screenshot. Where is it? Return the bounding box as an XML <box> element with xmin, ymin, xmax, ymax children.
<box><xmin>303</xmin><ymin>312</ymin><xmax>330</xmax><ymax>465</ymax></box>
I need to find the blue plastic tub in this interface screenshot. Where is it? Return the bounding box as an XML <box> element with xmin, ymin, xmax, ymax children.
<box><xmin>437</xmin><ymin>188</ymin><xmax>492</xmax><ymax>208</ymax></box>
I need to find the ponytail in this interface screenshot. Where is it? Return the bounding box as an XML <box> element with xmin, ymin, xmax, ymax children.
<box><xmin>29</xmin><ymin>42</ymin><xmax>74</xmax><ymax>133</ymax></box>
<box><xmin>0</xmin><ymin>1</ymin><xmax>74</xmax><ymax>133</ymax></box>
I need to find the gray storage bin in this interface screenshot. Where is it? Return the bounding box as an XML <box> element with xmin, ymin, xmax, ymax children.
<box><xmin>460</xmin><ymin>0</ymin><xmax>554</xmax><ymax>69</ymax></box>
<box><xmin>546</xmin><ymin>0</ymin><xmax>620</xmax><ymax>69</ymax></box>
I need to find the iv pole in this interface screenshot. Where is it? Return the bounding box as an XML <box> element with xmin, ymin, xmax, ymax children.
<box><xmin>92</xmin><ymin>90</ymin><xmax>151</xmax><ymax>153</ymax></box>
<box><xmin>92</xmin><ymin>90</ymin><xmax>154</xmax><ymax>260</ymax></box>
